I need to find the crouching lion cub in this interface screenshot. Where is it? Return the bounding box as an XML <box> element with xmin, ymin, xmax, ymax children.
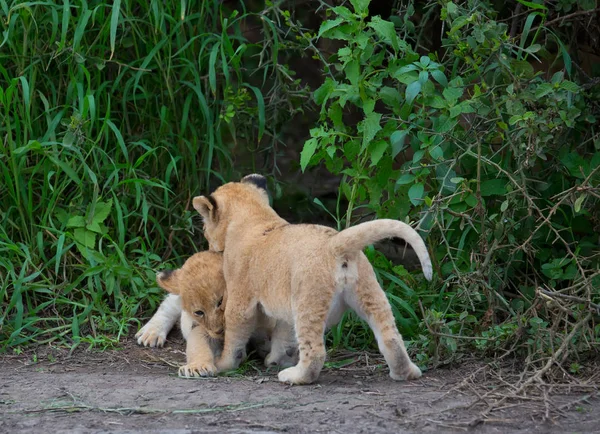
<box><xmin>136</xmin><ymin>251</ymin><xmax>297</xmax><ymax>377</ymax></box>
<box><xmin>193</xmin><ymin>174</ymin><xmax>433</xmax><ymax>385</ymax></box>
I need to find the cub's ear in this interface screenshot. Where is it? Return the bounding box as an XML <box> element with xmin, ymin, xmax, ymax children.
<box><xmin>241</xmin><ymin>174</ymin><xmax>267</xmax><ymax>191</ymax></box>
<box><xmin>156</xmin><ymin>269</ymin><xmax>179</xmax><ymax>294</ymax></box>
<box><xmin>193</xmin><ymin>195</ymin><xmax>217</xmax><ymax>222</ymax></box>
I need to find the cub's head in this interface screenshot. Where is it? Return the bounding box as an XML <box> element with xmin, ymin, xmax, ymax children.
<box><xmin>192</xmin><ymin>174</ymin><xmax>271</xmax><ymax>252</ymax></box>
<box><xmin>157</xmin><ymin>251</ymin><xmax>226</xmax><ymax>339</ymax></box>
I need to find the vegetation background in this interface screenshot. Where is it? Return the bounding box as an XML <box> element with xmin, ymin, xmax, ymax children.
<box><xmin>1</xmin><ymin>0</ymin><xmax>598</xmax><ymax>382</ymax></box>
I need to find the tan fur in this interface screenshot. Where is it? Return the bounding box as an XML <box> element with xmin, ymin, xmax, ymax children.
<box><xmin>193</xmin><ymin>174</ymin><xmax>433</xmax><ymax>385</ymax></box>
<box><xmin>156</xmin><ymin>251</ymin><xmax>226</xmax><ymax>377</ymax></box>
<box><xmin>153</xmin><ymin>251</ymin><xmax>297</xmax><ymax>377</ymax></box>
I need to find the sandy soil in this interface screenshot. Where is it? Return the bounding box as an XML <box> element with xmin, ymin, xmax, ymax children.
<box><xmin>1</xmin><ymin>335</ymin><xmax>598</xmax><ymax>434</ymax></box>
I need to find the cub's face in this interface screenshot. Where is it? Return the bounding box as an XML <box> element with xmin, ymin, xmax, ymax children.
<box><xmin>192</xmin><ymin>174</ymin><xmax>270</xmax><ymax>252</ymax></box>
<box><xmin>157</xmin><ymin>251</ymin><xmax>226</xmax><ymax>340</ymax></box>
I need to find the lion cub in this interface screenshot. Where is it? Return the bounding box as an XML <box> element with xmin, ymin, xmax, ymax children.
<box><xmin>136</xmin><ymin>251</ymin><xmax>297</xmax><ymax>377</ymax></box>
<box><xmin>193</xmin><ymin>174</ymin><xmax>433</xmax><ymax>385</ymax></box>
<box><xmin>136</xmin><ymin>251</ymin><xmax>226</xmax><ymax>377</ymax></box>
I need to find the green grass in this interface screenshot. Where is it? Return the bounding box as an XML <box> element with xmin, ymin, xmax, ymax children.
<box><xmin>0</xmin><ymin>0</ymin><xmax>308</xmax><ymax>349</ymax></box>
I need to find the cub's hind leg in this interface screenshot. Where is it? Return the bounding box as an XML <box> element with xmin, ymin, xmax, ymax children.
<box><xmin>265</xmin><ymin>320</ymin><xmax>298</xmax><ymax>368</ymax></box>
<box><xmin>136</xmin><ymin>293</ymin><xmax>181</xmax><ymax>347</ymax></box>
<box><xmin>346</xmin><ymin>255</ymin><xmax>421</xmax><ymax>381</ymax></box>
<box><xmin>277</xmin><ymin>285</ymin><xmax>334</xmax><ymax>385</ymax></box>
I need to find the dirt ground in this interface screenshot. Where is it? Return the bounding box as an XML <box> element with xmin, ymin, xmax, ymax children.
<box><xmin>1</xmin><ymin>334</ymin><xmax>599</xmax><ymax>434</ymax></box>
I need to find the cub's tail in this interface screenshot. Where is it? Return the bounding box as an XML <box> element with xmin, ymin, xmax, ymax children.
<box><xmin>329</xmin><ymin>220</ymin><xmax>433</xmax><ymax>281</ymax></box>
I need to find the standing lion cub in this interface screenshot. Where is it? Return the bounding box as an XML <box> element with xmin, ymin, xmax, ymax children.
<box><xmin>193</xmin><ymin>174</ymin><xmax>433</xmax><ymax>385</ymax></box>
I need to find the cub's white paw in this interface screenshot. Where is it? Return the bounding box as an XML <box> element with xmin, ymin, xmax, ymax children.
<box><xmin>135</xmin><ymin>323</ymin><xmax>167</xmax><ymax>348</ymax></box>
<box><xmin>390</xmin><ymin>361</ymin><xmax>422</xmax><ymax>381</ymax></box>
<box><xmin>178</xmin><ymin>362</ymin><xmax>217</xmax><ymax>378</ymax></box>
<box><xmin>277</xmin><ymin>366</ymin><xmax>314</xmax><ymax>385</ymax></box>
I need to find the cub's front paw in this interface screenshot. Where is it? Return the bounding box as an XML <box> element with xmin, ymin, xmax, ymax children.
<box><xmin>215</xmin><ymin>349</ymin><xmax>245</xmax><ymax>372</ymax></box>
<box><xmin>135</xmin><ymin>323</ymin><xmax>167</xmax><ymax>347</ymax></box>
<box><xmin>390</xmin><ymin>361</ymin><xmax>422</xmax><ymax>381</ymax></box>
<box><xmin>178</xmin><ymin>362</ymin><xmax>217</xmax><ymax>378</ymax></box>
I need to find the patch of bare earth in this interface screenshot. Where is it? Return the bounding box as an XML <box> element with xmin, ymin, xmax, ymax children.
<box><xmin>1</xmin><ymin>335</ymin><xmax>598</xmax><ymax>433</ymax></box>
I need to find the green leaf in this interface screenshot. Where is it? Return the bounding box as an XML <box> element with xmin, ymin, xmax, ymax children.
<box><xmin>396</xmin><ymin>173</ymin><xmax>415</xmax><ymax>186</ymax></box>
<box><xmin>412</xmin><ymin>149</ymin><xmax>425</xmax><ymax>164</ymax></box>
<box><xmin>560</xmin><ymin>81</ymin><xmax>579</xmax><ymax>93</ymax></box>
<box><xmin>511</xmin><ymin>59</ymin><xmax>534</xmax><ymax>78</ymax></box>
<box><xmin>362</xmin><ymin>112</ymin><xmax>382</xmax><ymax>151</ymax></box>
<box><xmin>465</xmin><ymin>194</ymin><xmax>478</xmax><ymax>207</ymax></box>
<box><xmin>405</xmin><ymin>81</ymin><xmax>421</xmax><ymax>105</ymax></box>
<box><xmin>62</xmin><ymin>131</ymin><xmax>76</xmax><ymax>147</ymax></box>
<box><xmin>535</xmin><ymin>83</ymin><xmax>553</xmax><ymax>98</ymax></box>
<box><xmin>368</xmin><ymin>17</ymin><xmax>399</xmax><ymax>51</ymax></box>
<box><xmin>480</xmin><ymin>179</ymin><xmax>507</xmax><ymax>196</ymax></box>
<box><xmin>244</xmin><ymin>84</ymin><xmax>266</xmax><ymax>140</ymax></box>
<box><xmin>208</xmin><ymin>43</ymin><xmax>220</xmax><ymax>96</ymax></box>
<box><xmin>345</xmin><ymin>60</ymin><xmax>360</xmax><ymax>86</ymax></box>
<box><xmin>86</xmin><ymin>221</ymin><xmax>103</xmax><ymax>234</ymax></box>
<box><xmin>580</xmin><ymin>0</ymin><xmax>596</xmax><ymax>9</ymax></box>
<box><xmin>430</xmin><ymin>69</ymin><xmax>448</xmax><ymax>87</ymax></box>
<box><xmin>362</xmin><ymin>98</ymin><xmax>375</xmax><ymax>115</ymax></box>
<box><xmin>515</xmin><ymin>0</ymin><xmax>548</xmax><ymax>10</ymax></box>
<box><xmin>66</xmin><ymin>216</ymin><xmax>86</xmax><ymax>228</ymax></box>
<box><xmin>331</xmin><ymin>6</ymin><xmax>355</xmax><ymax>19</ymax></box>
<box><xmin>369</xmin><ymin>140</ymin><xmax>388</xmax><ymax>166</ymax></box>
<box><xmin>394</xmin><ymin>71</ymin><xmax>419</xmax><ymax>85</ymax></box>
<box><xmin>442</xmin><ymin>87</ymin><xmax>463</xmax><ymax>105</ymax></box>
<box><xmin>106</xmin><ymin>119</ymin><xmax>129</xmax><ymax>163</ymax></box>
<box><xmin>318</xmin><ymin>18</ymin><xmax>345</xmax><ymax>38</ymax></box>
<box><xmin>449</xmin><ymin>101</ymin><xmax>474</xmax><ymax>118</ymax></box>
<box><xmin>408</xmin><ymin>183</ymin><xmax>424</xmax><ymax>206</ymax></box>
<box><xmin>435</xmin><ymin>164</ymin><xmax>457</xmax><ymax>194</ymax></box>
<box><xmin>447</xmin><ymin>2</ymin><xmax>458</xmax><ymax>16</ymax></box>
<box><xmin>433</xmin><ymin>116</ymin><xmax>456</xmax><ymax>133</ymax></box>
<box><xmin>74</xmin><ymin>228</ymin><xmax>96</xmax><ymax>249</ymax></box>
<box><xmin>429</xmin><ymin>145</ymin><xmax>444</xmax><ymax>161</ymax></box>
<box><xmin>391</xmin><ymin>130</ymin><xmax>409</xmax><ymax>158</ymax></box>
<box><xmin>574</xmin><ymin>194</ymin><xmax>586</xmax><ymax>213</ymax></box>
<box><xmin>300</xmin><ymin>138</ymin><xmax>318</xmax><ymax>172</ymax></box>
<box><xmin>380</xmin><ymin>86</ymin><xmax>401</xmax><ymax>110</ymax></box>
<box><xmin>59</xmin><ymin>0</ymin><xmax>71</xmax><ymax>50</ymax></box>
<box><xmin>349</xmin><ymin>0</ymin><xmax>369</xmax><ymax>15</ymax></box>
<box><xmin>93</xmin><ymin>200</ymin><xmax>113</xmax><ymax>224</ymax></box>
<box><xmin>47</xmin><ymin>155</ymin><xmax>81</xmax><ymax>184</ymax></box>
<box><xmin>109</xmin><ymin>0</ymin><xmax>122</xmax><ymax>60</ymax></box>
<box><xmin>314</xmin><ymin>78</ymin><xmax>336</xmax><ymax>105</ymax></box>
<box><xmin>501</xmin><ymin>200</ymin><xmax>509</xmax><ymax>212</ymax></box>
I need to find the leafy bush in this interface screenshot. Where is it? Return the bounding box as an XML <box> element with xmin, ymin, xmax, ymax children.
<box><xmin>297</xmin><ymin>0</ymin><xmax>599</xmax><ymax>364</ymax></box>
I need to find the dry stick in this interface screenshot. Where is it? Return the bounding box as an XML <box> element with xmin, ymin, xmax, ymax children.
<box><xmin>430</xmin><ymin>364</ymin><xmax>490</xmax><ymax>404</ymax></box>
<box><xmin>470</xmin><ymin>313</ymin><xmax>593</xmax><ymax>426</ymax></box>
<box><xmin>530</xmin><ymin>7</ymin><xmax>600</xmax><ymax>34</ymax></box>
<box><xmin>556</xmin><ymin>392</ymin><xmax>599</xmax><ymax>413</ymax></box>
<box><xmin>538</xmin><ymin>288</ymin><xmax>600</xmax><ymax>314</ymax></box>
<box><xmin>509</xmin><ymin>3</ymin><xmax>523</xmax><ymax>38</ymax></box>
